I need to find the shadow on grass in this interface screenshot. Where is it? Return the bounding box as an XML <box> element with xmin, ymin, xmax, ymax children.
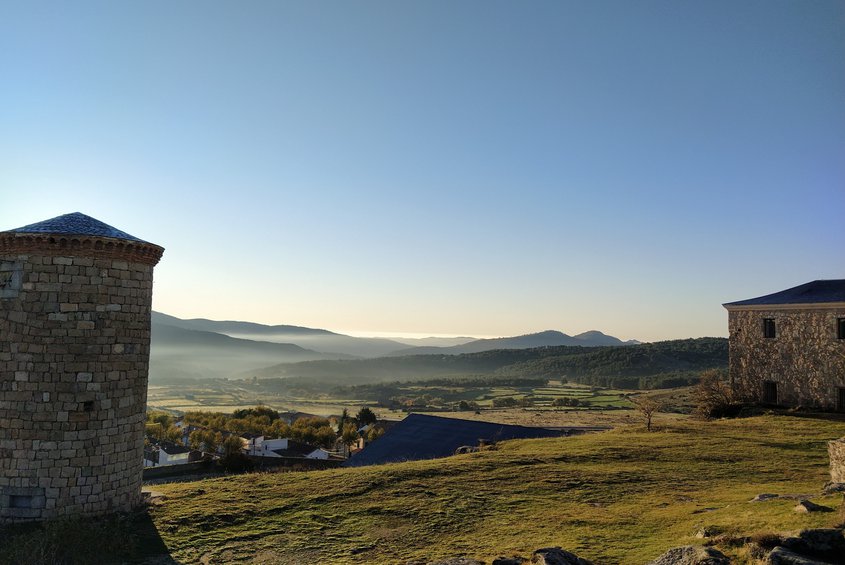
<box><xmin>0</xmin><ymin>509</ymin><xmax>180</xmax><ymax>565</ymax></box>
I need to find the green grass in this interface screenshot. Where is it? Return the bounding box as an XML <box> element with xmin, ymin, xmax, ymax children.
<box><xmin>136</xmin><ymin>415</ymin><xmax>845</xmax><ymax>564</ymax></box>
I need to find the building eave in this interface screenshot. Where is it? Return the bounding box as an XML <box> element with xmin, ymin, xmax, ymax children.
<box><xmin>723</xmin><ymin>302</ymin><xmax>845</xmax><ymax>312</ymax></box>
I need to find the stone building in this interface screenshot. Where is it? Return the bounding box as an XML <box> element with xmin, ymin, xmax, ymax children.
<box><xmin>0</xmin><ymin>212</ymin><xmax>163</xmax><ymax>521</ymax></box>
<box><xmin>723</xmin><ymin>280</ymin><xmax>845</xmax><ymax>410</ymax></box>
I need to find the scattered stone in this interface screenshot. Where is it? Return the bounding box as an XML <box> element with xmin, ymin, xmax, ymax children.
<box><xmin>821</xmin><ymin>482</ymin><xmax>845</xmax><ymax>495</ymax></box>
<box><xmin>794</xmin><ymin>500</ymin><xmax>833</xmax><ymax>513</ymax></box>
<box><xmin>647</xmin><ymin>545</ymin><xmax>730</xmax><ymax>565</ymax></box>
<box><xmin>531</xmin><ymin>547</ymin><xmax>593</xmax><ymax>565</ymax></box>
<box><xmin>767</xmin><ymin>546</ymin><xmax>832</xmax><ymax>565</ymax></box>
<box><xmin>752</xmin><ymin>493</ymin><xmax>780</xmax><ymax>502</ymax></box>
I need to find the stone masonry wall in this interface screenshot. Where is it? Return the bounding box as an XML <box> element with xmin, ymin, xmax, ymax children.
<box><xmin>0</xmin><ymin>252</ymin><xmax>154</xmax><ymax>521</ymax></box>
<box><xmin>728</xmin><ymin>307</ymin><xmax>845</xmax><ymax>409</ymax></box>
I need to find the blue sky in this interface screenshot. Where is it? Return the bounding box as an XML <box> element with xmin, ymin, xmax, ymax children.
<box><xmin>1</xmin><ymin>1</ymin><xmax>843</xmax><ymax>341</ymax></box>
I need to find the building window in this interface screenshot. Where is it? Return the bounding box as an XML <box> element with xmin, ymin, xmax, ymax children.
<box><xmin>838</xmin><ymin>318</ymin><xmax>845</xmax><ymax>340</ymax></box>
<box><xmin>838</xmin><ymin>388</ymin><xmax>845</xmax><ymax>413</ymax></box>
<box><xmin>763</xmin><ymin>318</ymin><xmax>776</xmax><ymax>339</ymax></box>
<box><xmin>763</xmin><ymin>381</ymin><xmax>778</xmax><ymax>404</ymax></box>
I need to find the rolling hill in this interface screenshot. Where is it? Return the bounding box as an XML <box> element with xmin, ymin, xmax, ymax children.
<box><xmin>243</xmin><ymin>337</ymin><xmax>728</xmax><ymax>388</ymax></box>
<box><xmin>149</xmin><ymin>322</ymin><xmax>351</xmax><ymax>382</ymax></box>
<box><xmin>152</xmin><ymin>312</ymin><xmax>410</xmax><ymax>358</ymax></box>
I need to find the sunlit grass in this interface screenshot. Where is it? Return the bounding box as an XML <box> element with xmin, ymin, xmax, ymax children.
<box><xmin>145</xmin><ymin>415</ymin><xmax>845</xmax><ymax>564</ymax></box>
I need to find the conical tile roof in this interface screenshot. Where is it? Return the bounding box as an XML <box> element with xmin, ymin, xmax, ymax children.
<box><xmin>10</xmin><ymin>212</ymin><xmax>147</xmax><ymax>243</ymax></box>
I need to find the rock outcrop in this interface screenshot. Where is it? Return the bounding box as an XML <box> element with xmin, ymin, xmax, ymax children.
<box><xmin>767</xmin><ymin>547</ymin><xmax>831</xmax><ymax>565</ymax></box>
<box><xmin>793</xmin><ymin>500</ymin><xmax>833</xmax><ymax>513</ymax></box>
<box><xmin>531</xmin><ymin>547</ymin><xmax>593</xmax><ymax>565</ymax></box>
<box><xmin>647</xmin><ymin>545</ymin><xmax>730</xmax><ymax>565</ymax></box>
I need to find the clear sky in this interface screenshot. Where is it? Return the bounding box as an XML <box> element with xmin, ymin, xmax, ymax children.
<box><xmin>1</xmin><ymin>1</ymin><xmax>843</xmax><ymax>342</ymax></box>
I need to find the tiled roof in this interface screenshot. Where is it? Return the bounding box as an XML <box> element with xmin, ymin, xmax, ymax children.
<box><xmin>159</xmin><ymin>442</ymin><xmax>191</xmax><ymax>455</ymax></box>
<box><xmin>344</xmin><ymin>413</ymin><xmax>565</xmax><ymax>467</ymax></box>
<box><xmin>9</xmin><ymin>212</ymin><xmax>147</xmax><ymax>243</ymax></box>
<box><xmin>724</xmin><ymin>280</ymin><xmax>845</xmax><ymax>307</ymax></box>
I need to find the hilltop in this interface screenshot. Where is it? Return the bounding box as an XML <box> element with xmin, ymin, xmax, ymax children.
<box><xmin>386</xmin><ymin>329</ymin><xmax>639</xmax><ymax>356</ymax></box>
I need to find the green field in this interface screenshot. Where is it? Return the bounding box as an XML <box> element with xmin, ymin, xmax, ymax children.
<box><xmin>147</xmin><ymin>380</ymin><xmax>634</xmax><ymax>418</ymax></box>
<box><xmin>6</xmin><ymin>414</ymin><xmax>840</xmax><ymax>564</ymax></box>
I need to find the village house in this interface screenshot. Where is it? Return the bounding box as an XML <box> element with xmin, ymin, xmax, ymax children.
<box><xmin>247</xmin><ymin>437</ymin><xmax>330</xmax><ymax>460</ymax></box>
<box><xmin>144</xmin><ymin>441</ymin><xmax>194</xmax><ymax>467</ymax></box>
<box><xmin>723</xmin><ymin>279</ymin><xmax>845</xmax><ymax>410</ymax></box>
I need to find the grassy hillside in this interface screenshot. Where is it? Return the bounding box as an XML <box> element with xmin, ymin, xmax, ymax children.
<box><xmin>3</xmin><ymin>415</ymin><xmax>841</xmax><ymax>564</ymax></box>
<box><xmin>133</xmin><ymin>415</ymin><xmax>845</xmax><ymax>564</ymax></box>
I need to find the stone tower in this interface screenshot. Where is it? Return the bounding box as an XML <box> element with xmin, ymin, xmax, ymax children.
<box><xmin>0</xmin><ymin>212</ymin><xmax>163</xmax><ymax>522</ymax></box>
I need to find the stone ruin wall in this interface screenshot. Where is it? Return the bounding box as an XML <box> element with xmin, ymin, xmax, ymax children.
<box><xmin>0</xmin><ymin>243</ymin><xmax>158</xmax><ymax>521</ymax></box>
<box><xmin>830</xmin><ymin>438</ymin><xmax>845</xmax><ymax>484</ymax></box>
<box><xmin>728</xmin><ymin>307</ymin><xmax>845</xmax><ymax>409</ymax></box>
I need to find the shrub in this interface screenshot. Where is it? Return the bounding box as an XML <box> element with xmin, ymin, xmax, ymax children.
<box><xmin>693</xmin><ymin>369</ymin><xmax>738</xmax><ymax>419</ymax></box>
<box><xmin>219</xmin><ymin>452</ymin><xmax>254</xmax><ymax>474</ymax></box>
<box><xmin>630</xmin><ymin>396</ymin><xmax>663</xmax><ymax>432</ymax></box>
<box><xmin>492</xmin><ymin>396</ymin><xmax>518</xmax><ymax>408</ymax></box>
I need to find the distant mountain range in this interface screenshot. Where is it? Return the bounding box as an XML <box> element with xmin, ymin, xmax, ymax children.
<box><xmin>386</xmin><ymin>329</ymin><xmax>639</xmax><ymax>356</ymax></box>
<box><xmin>149</xmin><ymin>311</ymin><xmax>641</xmax><ymax>382</ymax></box>
<box><xmin>152</xmin><ymin>312</ymin><xmax>406</xmax><ymax>358</ymax></box>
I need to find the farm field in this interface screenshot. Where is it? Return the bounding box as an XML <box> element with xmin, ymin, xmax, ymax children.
<box><xmin>146</xmin><ymin>379</ymin><xmax>640</xmax><ymax>424</ymax></box>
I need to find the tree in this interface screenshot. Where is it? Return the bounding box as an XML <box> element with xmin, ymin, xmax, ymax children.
<box><xmin>341</xmin><ymin>423</ymin><xmax>359</xmax><ymax>449</ymax></box>
<box><xmin>693</xmin><ymin>368</ymin><xmax>735</xmax><ymax>419</ymax></box>
<box><xmin>356</xmin><ymin>407</ymin><xmax>377</xmax><ymax>426</ymax></box>
<box><xmin>631</xmin><ymin>396</ymin><xmax>663</xmax><ymax>432</ymax></box>
<box><xmin>337</xmin><ymin>408</ymin><xmax>349</xmax><ymax>433</ymax></box>
<box><xmin>492</xmin><ymin>396</ymin><xmax>518</xmax><ymax>408</ymax></box>
<box><xmin>366</xmin><ymin>426</ymin><xmax>384</xmax><ymax>443</ymax></box>
<box><xmin>222</xmin><ymin>435</ymin><xmax>245</xmax><ymax>457</ymax></box>
<box><xmin>189</xmin><ymin>429</ymin><xmax>221</xmax><ymax>453</ymax></box>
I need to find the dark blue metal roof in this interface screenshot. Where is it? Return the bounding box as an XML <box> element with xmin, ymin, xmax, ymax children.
<box><xmin>9</xmin><ymin>212</ymin><xmax>147</xmax><ymax>243</ymax></box>
<box><xmin>724</xmin><ymin>280</ymin><xmax>845</xmax><ymax>307</ymax></box>
<box><xmin>344</xmin><ymin>413</ymin><xmax>565</xmax><ymax>467</ymax></box>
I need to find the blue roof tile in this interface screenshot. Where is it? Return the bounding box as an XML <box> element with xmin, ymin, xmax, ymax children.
<box><xmin>724</xmin><ymin>280</ymin><xmax>845</xmax><ymax>307</ymax></box>
<box><xmin>9</xmin><ymin>212</ymin><xmax>147</xmax><ymax>243</ymax></box>
<box><xmin>344</xmin><ymin>413</ymin><xmax>566</xmax><ymax>467</ymax></box>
